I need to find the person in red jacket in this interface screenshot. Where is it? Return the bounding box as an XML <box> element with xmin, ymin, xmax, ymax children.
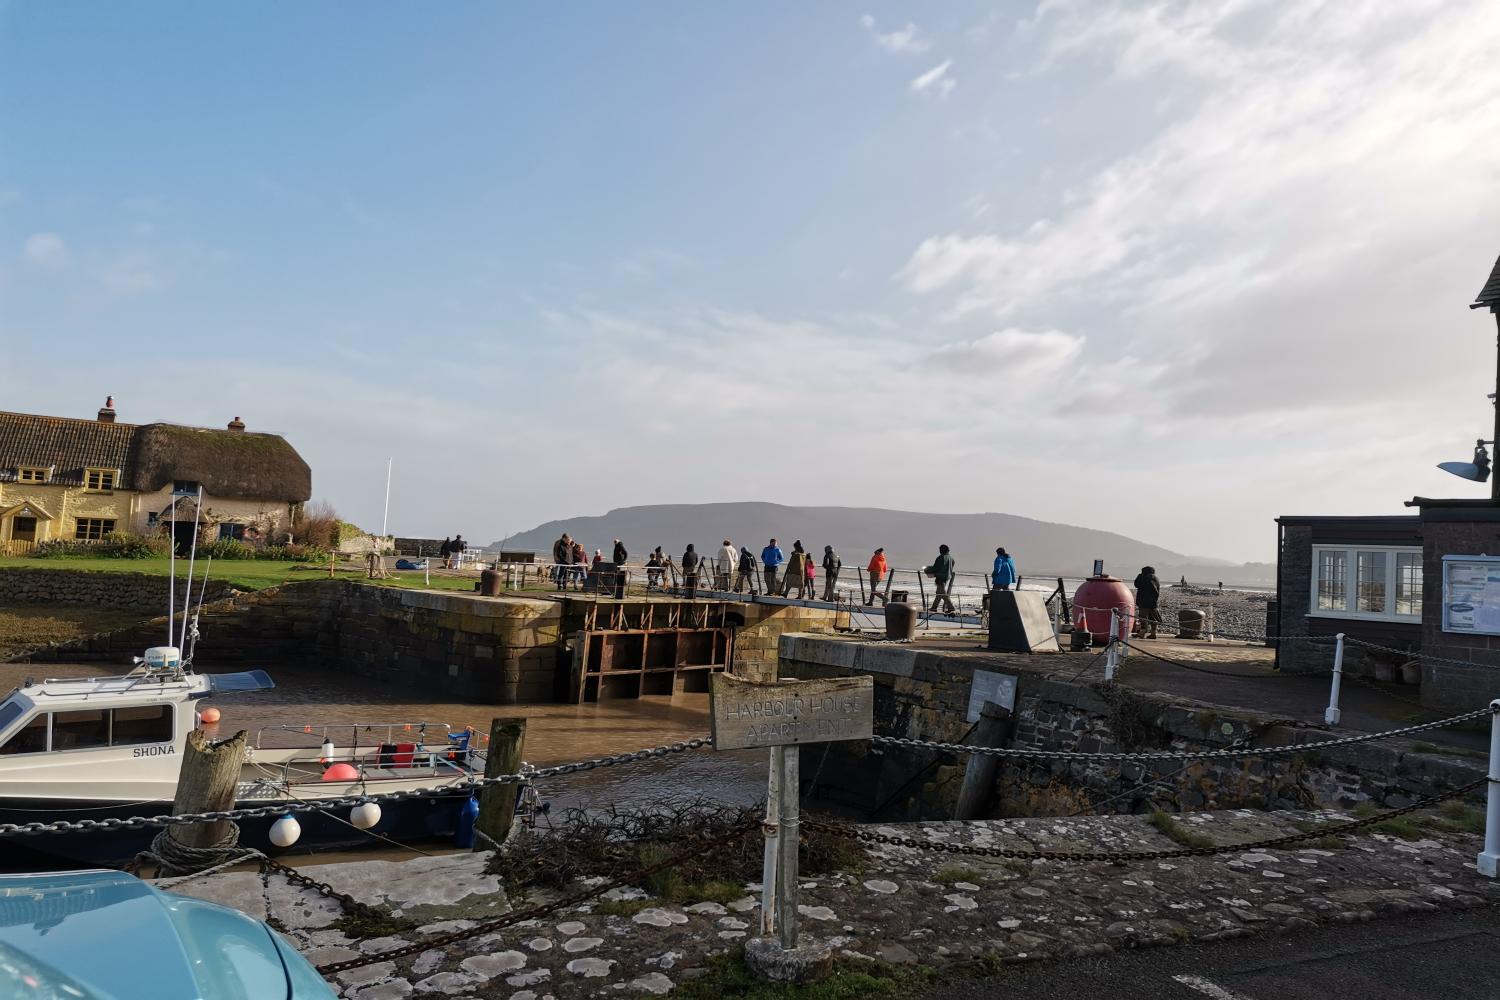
<box><xmin>866</xmin><ymin>548</ymin><xmax>888</xmax><ymax>606</ymax></box>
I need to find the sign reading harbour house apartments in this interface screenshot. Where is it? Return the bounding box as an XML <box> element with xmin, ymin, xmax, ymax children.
<box><xmin>709</xmin><ymin>674</ymin><xmax>874</xmax><ymax>751</ymax></box>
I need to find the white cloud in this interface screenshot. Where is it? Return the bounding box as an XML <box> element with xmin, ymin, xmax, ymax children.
<box><xmin>860</xmin><ymin>14</ymin><xmax>931</xmax><ymax>53</ymax></box>
<box><xmin>927</xmin><ymin>328</ymin><xmax>1084</xmax><ymax>376</ymax></box>
<box><xmin>22</xmin><ymin>232</ymin><xmax>67</xmax><ymax>266</ymax></box>
<box><xmin>909</xmin><ymin>59</ymin><xmax>955</xmax><ymax>99</ymax></box>
<box><xmin>100</xmin><ymin>253</ymin><xmax>165</xmax><ymax>295</ymax></box>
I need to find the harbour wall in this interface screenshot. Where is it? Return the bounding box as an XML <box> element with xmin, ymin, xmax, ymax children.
<box><xmin>0</xmin><ymin>567</ymin><xmax>236</xmax><ymax>611</ymax></box>
<box><xmin>10</xmin><ymin>577</ymin><xmax>841</xmax><ymax>704</ymax></box>
<box><xmin>778</xmin><ymin>633</ymin><xmax>1481</xmax><ymax>821</ymax></box>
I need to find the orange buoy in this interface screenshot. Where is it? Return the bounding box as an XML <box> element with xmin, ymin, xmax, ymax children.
<box><xmin>199</xmin><ymin>707</ymin><xmax>222</xmax><ymax>724</ymax></box>
<box><xmin>322</xmin><ymin>763</ymin><xmax>360</xmax><ymax>782</ymax></box>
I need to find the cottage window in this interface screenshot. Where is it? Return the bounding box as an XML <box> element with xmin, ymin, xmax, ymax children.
<box><xmin>1310</xmin><ymin>546</ymin><xmax>1421</xmax><ymax>621</ymax></box>
<box><xmin>16</xmin><ymin>467</ymin><xmax>49</xmax><ymax>483</ymax></box>
<box><xmin>172</xmin><ymin>480</ymin><xmax>201</xmax><ymax>496</ymax></box>
<box><xmin>218</xmin><ymin>523</ymin><xmax>245</xmax><ymax>541</ymax></box>
<box><xmin>85</xmin><ymin>468</ymin><xmax>116</xmax><ymax>492</ymax></box>
<box><xmin>74</xmin><ymin>518</ymin><xmax>117</xmax><ymax>541</ymax></box>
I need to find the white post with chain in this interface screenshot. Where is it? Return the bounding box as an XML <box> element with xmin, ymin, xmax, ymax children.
<box><xmin>1104</xmin><ymin>609</ymin><xmax>1120</xmax><ymax>681</ymax></box>
<box><xmin>1478</xmin><ymin>699</ymin><xmax>1500</xmax><ymax>877</ymax></box>
<box><xmin>1324</xmin><ymin>633</ymin><xmax>1345</xmax><ymax>726</ymax></box>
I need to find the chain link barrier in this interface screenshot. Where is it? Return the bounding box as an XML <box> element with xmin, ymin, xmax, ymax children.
<box><xmin>313</xmin><ymin>818</ymin><xmax>760</xmax><ymax>975</ymax></box>
<box><xmin>871</xmin><ymin>706</ymin><xmax>1492</xmax><ymax>763</ymax></box>
<box><xmin>806</xmin><ymin>775</ymin><xmax>1486</xmax><ymax>863</ymax></box>
<box><xmin>0</xmin><ymin>737</ymin><xmax>712</xmax><ymax>839</ymax></box>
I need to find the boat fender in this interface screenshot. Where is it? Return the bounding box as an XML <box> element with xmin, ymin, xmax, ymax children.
<box><xmin>454</xmin><ymin>795</ymin><xmax>480</xmax><ymax>848</ymax></box>
<box><xmin>270</xmin><ymin>814</ymin><xmax>301</xmax><ymax>848</ymax></box>
<box><xmin>350</xmin><ymin>803</ymin><xmax>381</xmax><ymax>830</ymax></box>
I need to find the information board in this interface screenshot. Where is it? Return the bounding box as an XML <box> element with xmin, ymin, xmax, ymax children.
<box><xmin>1441</xmin><ymin>555</ymin><xmax>1500</xmax><ymax>635</ymax></box>
<box><xmin>966</xmin><ymin>670</ymin><xmax>1018</xmax><ymax>722</ymax></box>
<box><xmin>709</xmin><ymin>674</ymin><xmax>874</xmax><ymax>751</ymax></box>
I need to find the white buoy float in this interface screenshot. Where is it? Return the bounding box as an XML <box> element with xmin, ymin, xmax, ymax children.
<box><xmin>350</xmin><ymin>803</ymin><xmax>381</xmax><ymax>830</ymax></box>
<box><xmin>269</xmin><ymin>814</ymin><xmax>302</xmax><ymax>847</ymax></box>
<box><xmin>320</xmin><ymin>738</ymin><xmax>335</xmax><ymax>764</ymax></box>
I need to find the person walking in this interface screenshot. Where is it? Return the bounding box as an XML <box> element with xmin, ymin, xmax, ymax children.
<box><xmin>681</xmin><ymin>544</ymin><xmax>700</xmax><ymax>599</ymax></box>
<box><xmin>865</xmin><ymin>547</ymin><xmax>887</xmax><ymax>605</ymax></box>
<box><xmin>821</xmin><ymin>545</ymin><xmax>841</xmax><ymax>602</ymax></box>
<box><xmin>991</xmin><ymin>547</ymin><xmax>1017</xmax><ymax>591</ymax></box>
<box><xmin>552</xmin><ymin>533</ymin><xmax>572</xmax><ymax>591</ymax></box>
<box><xmin>761</xmin><ymin>538</ymin><xmax>785</xmax><ymax>595</ymax></box>
<box><xmin>452</xmin><ymin>534</ymin><xmax>467</xmax><ymax>569</ymax></box>
<box><xmin>783</xmin><ymin>541</ymin><xmax>809</xmax><ymax>599</ymax></box>
<box><xmin>735</xmin><ymin>545</ymin><xmax>755</xmax><ymax>593</ymax></box>
<box><xmin>925</xmin><ymin>544</ymin><xmax>956</xmax><ymax>615</ymax></box>
<box><xmin>439</xmin><ymin>536</ymin><xmax>453</xmax><ymax>570</ymax></box>
<box><xmin>1134</xmin><ymin>565</ymin><xmax>1163</xmax><ymax>639</ymax></box>
<box><xmin>715</xmin><ymin>540</ymin><xmax>736</xmax><ymax>591</ymax></box>
<box><xmin>646</xmin><ymin>546</ymin><xmax>665</xmax><ymax>590</ymax></box>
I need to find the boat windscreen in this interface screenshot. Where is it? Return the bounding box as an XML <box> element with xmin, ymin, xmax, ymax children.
<box><xmin>201</xmin><ymin>670</ymin><xmax>275</xmax><ymax>694</ymax></box>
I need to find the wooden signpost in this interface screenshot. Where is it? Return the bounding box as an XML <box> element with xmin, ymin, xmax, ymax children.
<box><xmin>710</xmin><ymin>673</ymin><xmax>874</xmax><ymax>966</ymax></box>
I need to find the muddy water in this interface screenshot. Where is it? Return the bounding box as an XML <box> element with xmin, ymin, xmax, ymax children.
<box><xmin>0</xmin><ymin>661</ymin><xmax>769</xmax><ymax>862</ymax></box>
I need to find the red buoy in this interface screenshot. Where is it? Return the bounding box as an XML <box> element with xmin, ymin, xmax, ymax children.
<box><xmin>199</xmin><ymin>707</ymin><xmax>221</xmax><ymax>724</ymax></box>
<box><xmin>1073</xmin><ymin>572</ymin><xmax>1136</xmax><ymax>646</ymax></box>
<box><xmin>322</xmin><ymin>763</ymin><xmax>360</xmax><ymax>782</ymax></box>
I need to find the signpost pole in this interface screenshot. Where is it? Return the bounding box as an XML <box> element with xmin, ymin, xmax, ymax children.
<box><xmin>759</xmin><ymin>745</ymin><xmax>782</xmax><ymax>938</ymax></box>
<box><xmin>776</xmin><ymin>744</ymin><xmax>800</xmax><ymax>949</ymax></box>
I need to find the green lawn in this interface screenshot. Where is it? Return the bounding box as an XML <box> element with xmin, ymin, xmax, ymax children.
<box><xmin>0</xmin><ymin>556</ymin><xmax>489</xmax><ymax>593</ymax></box>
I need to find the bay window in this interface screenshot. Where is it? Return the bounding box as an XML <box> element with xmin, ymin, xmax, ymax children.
<box><xmin>1311</xmin><ymin>546</ymin><xmax>1421</xmax><ymax>621</ymax></box>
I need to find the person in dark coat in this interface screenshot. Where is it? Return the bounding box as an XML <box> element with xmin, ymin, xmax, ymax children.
<box><xmin>735</xmin><ymin>546</ymin><xmax>756</xmax><ymax>593</ymax></box>
<box><xmin>925</xmin><ymin>544</ymin><xmax>956</xmax><ymax>614</ymax></box>
<box><xmin>1134</xmin><ymin>565</ymin><xmax>1162</xmax><ymax>639</ymax></box>
<box><xmin>681</xmin><ymin>544</ymin><xmax>700</xmax><ymax>599</ymax></box>
<box><xmin>552</xmin><ymin>534</ymin><xmax>572</xmax><ymax>590</ymax></box>
<box><xmin>821</xmin><ymin>545</ymin><xmax>841</xmax><ymax>602</ymax></box>
<box><xmin>439</xmin><ymin>536</ymin><xmax>453</xmax><ymax>570</ymax></box>
<box><xmin>783</xmin><ymin>541</ymin><xmax>809</xmax><ymax>599</ymax></box>
<box><xmin>613</xmin><ymin>539</ymin><xmax>628</xmax><ymax>565</ymax></box>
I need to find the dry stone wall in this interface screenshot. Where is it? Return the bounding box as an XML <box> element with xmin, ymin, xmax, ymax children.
<box><xmin>0</xmin><ymin>567</ymin><xmax>235</xmax><ymax>611</ymax></box>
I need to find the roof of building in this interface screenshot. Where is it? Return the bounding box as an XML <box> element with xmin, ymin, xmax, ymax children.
<box><xmin>1472</xmin><ymin>255</ymin><xmax>1500</xmax><ymax>311</ymax></box>
<box><xmin>0</xmin><ymin>410</ymin><xmax>311</xmax><ymax>501</ymax></box>
<box><xmin>1275</xmin><ymin>514</ymin><xmax>1419</xmax><ymax>525</ymax></box>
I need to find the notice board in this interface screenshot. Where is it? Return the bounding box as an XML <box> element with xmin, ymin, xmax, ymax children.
<box><xmin>1441</xmin><ymin>555</ymin><xmax>1500</xmax><ymax>635</ymax></box>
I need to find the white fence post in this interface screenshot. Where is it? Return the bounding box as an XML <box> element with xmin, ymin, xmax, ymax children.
<box><xmin>1104</xmin><ymin>609</ymin><xmax>1120</xmax><ymax>681</ymax></box>
<box><xmin>759</xmin><ymin>746</ymin><xmax>782</xmax><ymax>936</ymax></box>
<box><xmin>1324</xmin><ymin>633</ymin><xmax>1345</xmax><ymax>726</ymax></box>
<box><xmin>1478</xmin><ymin>700</ymin><xmax>1500</xmax><ymax>878</ymax></box>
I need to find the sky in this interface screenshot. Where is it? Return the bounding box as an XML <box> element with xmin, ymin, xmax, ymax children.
<box><xmin>2</xmin><ymin>1</ymin><xmax>1499</xmax><ymax>563</ymax></box>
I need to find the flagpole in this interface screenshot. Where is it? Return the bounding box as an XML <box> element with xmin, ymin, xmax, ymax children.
<box><xmin>381</xmin><ymin>458</ymin><xmax>392</xmax><ymax>540</ymax></box>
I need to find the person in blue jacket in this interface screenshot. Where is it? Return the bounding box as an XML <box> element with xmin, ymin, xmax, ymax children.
<box><xmin>761</xmin><ymin>538</ymin><xmax>785</xmax><ymax>595</ymax></box>
<box><xmin>992</xmin><ymin>547</ymin><xmax>1017</xmax><ymax>591</ymax></box>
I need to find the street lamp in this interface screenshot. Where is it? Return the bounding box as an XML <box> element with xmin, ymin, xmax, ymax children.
<box><xmin>1439</xmin><ymin>439</ymin><xmax>1493</xmax><ymax>484</ymax></box>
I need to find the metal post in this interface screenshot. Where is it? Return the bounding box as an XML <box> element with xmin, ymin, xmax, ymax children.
<box><xmin>1479</xmin><ymin>700</ymin><xmax>1500</xmax><ymax>877</ymax></box>
<box><xmin>1104</xmin><ymin>609</ymin><xmax>1120</xmax><ymax>680</ymax></box>
<box><xmin>776</xmin><ymin>744</ymin><xmax>800</xmax><ymax>949</ymax></box>
<box><xmin>759</xmin><ymin>746</ymin><xmax>782</xmax><ymax>937</ymax></box>
<box><xmin>1324</xmin><ymin>633</ymin><xmax>1345</xmax><ymax>726</ymax></box>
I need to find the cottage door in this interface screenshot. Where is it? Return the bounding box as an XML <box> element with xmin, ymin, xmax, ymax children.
<box><xmin>11</xmin><ymin>516</ymin><xmax>36</xmax><ymax>543</ymax></box>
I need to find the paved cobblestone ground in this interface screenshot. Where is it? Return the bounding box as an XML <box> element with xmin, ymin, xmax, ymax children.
<box><xmin>166</xmin><ymin>806</ymin><xmax>1500</xmax><ymax>999</ymax></box>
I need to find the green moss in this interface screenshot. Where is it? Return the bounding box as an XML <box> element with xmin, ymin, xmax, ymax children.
<box><xmin>1147</xmin><ymin>810</ymin><xmax>1216</xmax><ymax>849</ymax></box>
<box><xmin>933</xmin><ymin>866</ymin><xmax>983</xmax><ymax>886</ymax></box>
<box><xmin>594</xmin><ymin>897</ymin><xmax>654</xmax><ymax>917</ymax></box>
<box><xmin>1369</xmin><ymin>816</ymin><xmax>1428</xmax><ymax>841</ymax></box>
<box><xmin>1409</xmin><ymin>741</ymin><xmax>1488</xmax><ymax>761</ymax></box>
<box><xmin>330</xmin><ymin>909</ymin><xmax>416</xmax><ymax>939</ymax></box>
<box><xmin>668</xmin><ymin>951</ymin><xmax>936</xmax><ymax>1000</ymax></box>
<box><xmin>671</xmin><ymin>879</ymin><xmax>745</xmax><ymax>905</ymax></box>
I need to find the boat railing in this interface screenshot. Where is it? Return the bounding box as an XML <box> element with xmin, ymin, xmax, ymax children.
<box><xmin>253</xmin><ymin>721</ymin><xmax>456</xmax><ymax>753</ymax></box>
<box><xmin>273</xmin><ymin>747</ymin><xmax>472</xmax><ymax>787</ymax></box>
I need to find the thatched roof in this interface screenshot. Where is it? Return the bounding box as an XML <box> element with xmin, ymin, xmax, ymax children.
<box><xmin>131</xmin><ymin>424</ymin><xmax>311</xmax><ymax>501</ymax></box>
<box><xmin>0</xmin><ymin>411</ymin><xmax>311</xmax><ymax>502</ymax></box>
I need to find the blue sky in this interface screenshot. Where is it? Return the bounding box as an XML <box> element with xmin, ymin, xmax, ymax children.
<box><xmin>4</xmin><ymin>1</ymin><xmax>1499</xmax><ymax>562</ymax></box>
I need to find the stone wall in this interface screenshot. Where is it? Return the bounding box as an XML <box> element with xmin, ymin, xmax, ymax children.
<box><xmin>778</xmin><ymin>633</ymin><xmax>1481</xmax><ymax>822</ymax></box>
<box><xmin>0</xmin><ymin>567</ymin><xmax>236</xmax><ymax>611</ymax></box>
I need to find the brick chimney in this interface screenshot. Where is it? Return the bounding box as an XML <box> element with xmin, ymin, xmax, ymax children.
<box><xmin>227</xmin><ymin>416</ymin><xmax>246</xmax><ymax>433</ymax></box>
<box><xmin>97</xmin><ymin>396</ymin><xmax>116</xmax><ymax>423</ymax></box>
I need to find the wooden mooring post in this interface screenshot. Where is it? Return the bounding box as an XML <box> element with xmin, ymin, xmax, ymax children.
<box><xmin>954</xmin><ymin>702</ymin><xmax>1013</xmax><ymax>821</ymax></box>
<box><xmin>474</xmin><ymin>717</ymin><xmax>526</xmax><ymax>850</ymax></box>
<box><xmin>170</xmin><ymin>729</ymin><xmax>248</xmax><ymax>851</ymax></box>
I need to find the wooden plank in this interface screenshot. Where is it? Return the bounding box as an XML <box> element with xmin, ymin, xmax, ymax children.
<box><xmin>709</xmin><ymin>674</ymin><xmax>874</xmax><ymax>751</ymax></box>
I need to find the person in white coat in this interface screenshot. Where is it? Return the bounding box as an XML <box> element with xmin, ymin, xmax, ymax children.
<box><xmin>715</xmin><ymin>539</ymin><xmax>736</xmax><ymax>591</ymax></box>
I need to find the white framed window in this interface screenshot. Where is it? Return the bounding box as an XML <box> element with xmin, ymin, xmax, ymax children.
<box><xmin>1310</xmin><ymin>545</ymin><xmax>1422</xmax><ymax>622</ymax></box>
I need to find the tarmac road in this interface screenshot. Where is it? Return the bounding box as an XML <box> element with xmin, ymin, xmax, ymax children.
<box><xmin>919</xmin><ymin>904</ymin><xmax>1500</xmax><ymax>1000</ymax></box>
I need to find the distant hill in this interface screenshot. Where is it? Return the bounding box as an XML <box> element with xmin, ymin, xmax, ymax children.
<box><xmin>494</xmin><ymin>502</ymin><xmax>1273</xmax><ymax>586</ymax></box>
